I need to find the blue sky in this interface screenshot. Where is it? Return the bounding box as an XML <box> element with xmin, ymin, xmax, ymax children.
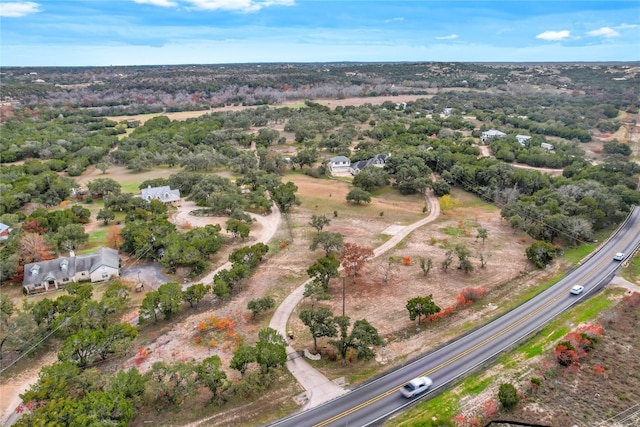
<box><xmin>1</xmin><ymin>1</ymin><xmax>639</xmax><ymax>66</ymax></box>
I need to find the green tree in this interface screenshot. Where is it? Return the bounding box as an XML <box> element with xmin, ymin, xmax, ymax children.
<box><xmin>293</xmin><ymin>146</ymin><xmax>319</xmax><ymax>168</ymax></box>
<box><xmin>230</xmin><ymin>345</ymin><xmax>256</xmax><ymax>376</ymax></box>
<box><xmin>272</xmin><ymin>181</ymin><xmax>299</xmax><ymax>214</ymax></box>
<box><xmin>108</xmin><ymin>368</ymin><xmax>146</xmax><ymax>404</ymax></box>
<box><xmin>20</xmin><ymin>361</ymin><xmax>81</xmax><ymax>404</ymax></box>
<box><xmin>196</xmin><ymin>355</ymin><xmax>229</xmax><ymax>402</ymax></box>
<box><xmin>454</xmin><ymin>243</ymin><xmax>473</xmax><ymax>274</ymax></box>
<box><xmin>156</xmin><ymin>282</ymin><xmax>184</xmax><ymax>320</ymax></box>
<box><xmin>75</xmin><ymin>390</ymin><xmax>134</xmax><ymax>427</ymax></box>
<box><xmin>229</xmin><ymin>243</ymin><xmax>269</xmax><ymax>269</ymax></box>
<box><xmin>52</xmin><ymin>223</ymin><xmax>89</xmax><ymax>251</ymax></box>
<box><xmin>476</xmin><ymin>227</ymin><xmax>488</xmax><ymax>245</ymax></box>
<box><xmin>441</xmin><ymin>250</ymin><xmax>454</xmax><ymax>273</ymax></box>
<box><xmin>352</xmin><ymin>167</ymin><xmax>389</xmax><ymax>192</ymax></box>
<box><xmin>255</xmin><ymin>327</ymin><xmax>287</xmax><ymax>373</ymax></box>
<box><xmin>307</xmin><ymin>255</ymin><xmax>340</xmax><ymax>291</ymax></box>
<box><xmin>406</xmin><ymin>295</ymin><xmax>441</xmax><ymax>325</ymax></box>
<box><xmin>1</xmin><ymin>304</ymin><xmax>41</xmax><ymax>360</ymax></box>
<box><xmin>329</xmin><ymin>316</ymin><xmax>382</xmax><ymax>366</ymax></box>
<box><xmin>525</xmin><ymin>241</ymin><xmax>560</xmax><ymax>268</ymax></box>
<box><xmin>226</xmin><ymin>218</ymin><xmax>250</xmax><ymax>240</ymax></box>
<box><xmin>247</xmin><ymin>296</ymin><xmax>276</xmax><ymax>318</ymax></box>
<box><xmin>146</xmin><ymin>361</ymin><xmax>198</xmax><ymax>406</ymax></box>
<box><xmin>419</xmin><ymin>257</ymin><xmax>433</xmax><ymax>277</ymax></box>
<box><xmin>101</xmin><ymin>281</ymin><xmax>130</xmax><ymax>313</ymax></box>
<box><xmin>58</xmin><ymin>323</ymin><xmax>137</xmax><ymax>367</ymax></box>
<box><xmin>299</xmin><ymin>307</ymin><xmax>338</xmax><ymax>353</ymax></box>
<box><xmin>87</xmin><ymin>178</ymin><xmax>122</xmax><ymax>198</ymax></box>
<box><xmin>182</xmin><ymin>283</ymin><xmax>210</xmax><ymax>308</ymax></box>
<box><xmin>309</xmin><ymin>214</ymin><xmax>331</xmax><ymax>234</ymax></box>
<box><xmin>97</xmin><ymin>208</ymin><xmax>115</xmax><ymax>225</ymax></box>
<box><xmin>139</xmin><ymin>290</ymin><xmax>161</xmax><ymax>322</ymax></box>
<box><xmin>346</xmin><ymin>188</ymin><xmax>372</xmax><ymax>204</ymax></box>
<box><xmin>310</xmin><ymin>231</ymin><xmax>344</xmax><ymax>257</ymax></box>
<box><xmin>498</xmin><ymin>382</ymin><xmax>520</xmax><ymax>411</ymax></box>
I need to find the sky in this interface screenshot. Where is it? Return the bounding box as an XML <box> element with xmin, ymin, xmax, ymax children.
<box><xmin>1</xmin><ymin>0</ymin><xmax>639</xmax><ymax>67</ymax></box>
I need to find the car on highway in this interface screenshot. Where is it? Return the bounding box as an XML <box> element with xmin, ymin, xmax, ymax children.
<box><xmin>570</xmin><ymin>285</ymin><xmax>584</xmax><ymax>295</ymax></box>
<box><xmin>613</xmin><ymin>252</ymin><xmax>625</xmax><ymax>261</ymax></box>
<box><xmin>400</xmin><ymin>376</ymin><xmax>432</xmax><ymax>398</ymax></box>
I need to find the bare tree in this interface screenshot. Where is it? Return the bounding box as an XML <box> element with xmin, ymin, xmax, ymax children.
<box><xmin>378</xmin><ymin>258</ymin><xmax>395</xmax><ymax>284</ymax></box>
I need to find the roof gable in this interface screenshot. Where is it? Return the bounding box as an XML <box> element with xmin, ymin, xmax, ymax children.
<box><xmin>23</xmin><ymin>248</ymin><xmax>119</xmax><ymax>286</ymax></box>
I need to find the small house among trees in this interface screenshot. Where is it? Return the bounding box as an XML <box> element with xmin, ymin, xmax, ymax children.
<box><xmin>139</xmin><ymin>185</ymin><xmax>181</xmax><ymax>206</ymax></box>
<box><xmin>481</xmin><ymin>129</ymin><xmax>506</xmax><ymax>143</ymax></box>
<box><xmin>350</xmin><ymin>153</ymin><xmax>390</xmax><ymax>175</ymax></box>
<box><xmin>22</xmin><ymin>248</ymin><xmax>120</xmax><ymax>294</ymax></box>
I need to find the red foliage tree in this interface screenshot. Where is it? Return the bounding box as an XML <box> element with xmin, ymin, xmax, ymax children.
<box><xmin>340</xmin><ymin>242</ymin><xmax>374</xmax><ymax>283</ymax></box>
<box><xmin>22</xmin><ymin>220</ymin><xmax>46</xmax><ymax>235</ymax></box>
<box><xmin>623</xmin><ymin>292</ymin><xmax>640</xmax><ymax>307</ymax></box>
<box><xmin>554</xmin><ymin>342</ymin><xmax>578</xmax><ymax>366</ymax></box>
<box><xmin>19</xmin><ymin>233</ymin><xmax>55</xmax><ymax>264</ymax></box>
<box><xmin>482</xmin><ymin>398</ymin><xmax>498</xmax><ymax>419</ymax></box>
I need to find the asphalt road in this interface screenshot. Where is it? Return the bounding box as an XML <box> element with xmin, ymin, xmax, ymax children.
<box><xmin>270</xmin><ymin>207</ymin><xmax>640</xmax><ymax>427</ymax></box>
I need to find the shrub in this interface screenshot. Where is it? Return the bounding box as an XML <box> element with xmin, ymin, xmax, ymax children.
<box><xmin>247</xmin><ymin>296</ymin><xmax>276</xmax><ymax>318</ymax></box>
<box><xmin>554</xmin><ymin>341</ymin><xmax>578</xmax><ymax>366</ymax></box>
<box><xmin>498</xmin><ymin>382</ymin><xmax>520</xmax><ymax>411</ymax></box>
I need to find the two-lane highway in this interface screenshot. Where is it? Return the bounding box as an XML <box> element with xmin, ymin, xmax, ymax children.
<box><xmin>271</xmin><ymin>207</ymin><xmax>640</xmax><ymax>427</ymax></box>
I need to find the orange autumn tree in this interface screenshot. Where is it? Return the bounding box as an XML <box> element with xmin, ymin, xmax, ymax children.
<box><xmin>340</xmin><ymin>242</ymin><xmax>374</xmax><ymax>284</ymax></box>
<box><xmin>106</xmin><ymin>225</ymin><xmax>124</xmax><ymax>249</ymax></box>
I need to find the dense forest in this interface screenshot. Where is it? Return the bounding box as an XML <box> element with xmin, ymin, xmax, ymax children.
<box><xmin>1</xmin><ymin>62</ymin><xmax>639</xmax><ymax>426</ymax></box>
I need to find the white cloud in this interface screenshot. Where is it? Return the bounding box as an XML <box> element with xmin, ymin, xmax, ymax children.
<box><xmin>615</xmin><ymin>23</ymin><xmax>639</xmax><ymax>29</ymax></box>
<box><xmin>185</xmin><ymin>0</ymin><xmax>294</xmax><ymax>12</ymax></box>
<box><xmin>435</xmin><ymin>34</ymin><xmax>458</xmax><ymax>40</ymax></box>
<box><xmin>535</xmin><ymin>30</ymin><xmax>570</xmax><ymax>41</ymax></box>
<box><xmin>383</xmin><ymin>17</ymin><xmax>404</xmax><ymax>23</ymax></box>
<box><xmin>0</xmin><ymin>2</ymin><xmax>41</xmax><ymax>17</ymax></box>
<box><xmin>588</xmin><ymin>27</ymin><xmax>620</xmax><ymax>38</ymax></box>
<box><xmin>133</xmin><ymin>0</ymin><xmax>178</xmax><ymax>7</ymax></box>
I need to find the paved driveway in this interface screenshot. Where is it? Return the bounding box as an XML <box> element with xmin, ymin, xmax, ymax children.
<box><xmin>120</xmin><ymin>264</ymin><xmax>171</xmax><ymax>290</ymax></box>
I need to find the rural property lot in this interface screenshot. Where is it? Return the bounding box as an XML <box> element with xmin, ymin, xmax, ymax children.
<box><xmin>4</xmin><ymin>92</ymin><xmax>631</xmax><ymax>427</ymax></box>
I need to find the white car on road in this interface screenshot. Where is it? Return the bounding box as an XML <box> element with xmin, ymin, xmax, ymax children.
<box><xmin>400</xmin><ymin>376</ymin><xmax>433</xmax><ymax>398</ymax></box>
<box><xmin>613</xmin><ymin>252</ymin><xmax>625</xmax><ymax>261</ymax></box>
<box><xmin>570</xmin><ymin>285</ymin><xmax>584</xmax><ymax>295</ymax></box>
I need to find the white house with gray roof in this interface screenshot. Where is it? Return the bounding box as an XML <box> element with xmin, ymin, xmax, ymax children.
<box><xmin>23</xmin><ymin>248</ymin><xmax>119</xmax><ymax>294</ymax></box>
<box><xmin>350</xmin><ymin>153</ymin><xmax>390</xmax><ymax>175</ymax></box>
<box><xmin>139</xmin><ymin>185</ymin><xmax>181</xmax><ymax>205</ymax></box>
<box><xmin>329</xmin><ymin>156</ymin><xmax>351</xmax><ymax>174</ymax></box>
<box><xmin>481</xmin><ymin>129</ymin><xmax>507</xmax><ymax>143</ymax></box>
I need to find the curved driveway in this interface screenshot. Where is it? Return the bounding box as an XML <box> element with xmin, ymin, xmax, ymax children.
<box><xmin>271</xmin><ymin>207</ymin><xmax>640</xmax><ymax>426</ymax></box>
<box><xmin>269</xmin><ymin>190</ymin><xmax>440</xmax><ymax>408</ymax></box>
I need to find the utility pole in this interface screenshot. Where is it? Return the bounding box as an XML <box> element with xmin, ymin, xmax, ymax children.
<box><xmin>342</xmin><ymin>276</ymin><xmax>346</xmax><ymax>317</ymax></box>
